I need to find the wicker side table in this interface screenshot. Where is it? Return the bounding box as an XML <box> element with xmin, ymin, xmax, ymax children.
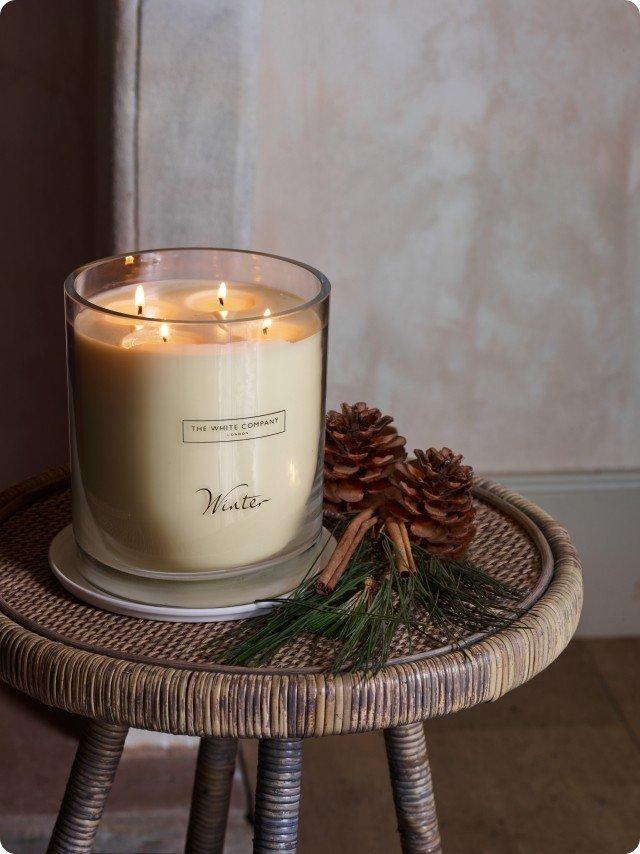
<box><xmin>0</xmin><ymin>470</ymin><xmax>582</xmax><ymax>853</ymax></box>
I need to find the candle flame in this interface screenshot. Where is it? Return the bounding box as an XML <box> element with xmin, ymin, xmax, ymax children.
<box><xmin>160</xmin><ymin>323</ymin><xmax>170</xmax><ymax>342</ymax></box>
<box><xmin>125</xmin><ymin>255</ymin><xmax>135</xmax><ymax>266</ymax></box>
<box><xmin>135</xmin><ymin>284</ymin><xmax>145</xmax><ymax>316</ymax></box>
<box><xmin>262</xmin><ymin>308</ymin><xmax>272</xmax><ymax>335</ymax></box>
<box><xmin>217</xmin><ymin>281</ymin><xmax>227</xmax><ymax>307</ymax></box>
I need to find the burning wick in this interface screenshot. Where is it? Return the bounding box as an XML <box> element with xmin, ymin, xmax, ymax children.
<box><xmin>160</xmin><ymin>323</ymin><xmax>170</xmax><ymax>343</ymax></box>
<box><xmin>262</xmin><ymin>308</ymin><xmax>272</xmax><ymax>335</ymax></box>
<box><xmin>135</xmin><ymin>284</ymin><xmax>145</xmax><ymax>316</ymax></box>
<box><xmin>217</xmin><ymin>281</ymin><xmax>227</xmax><ymax>307</ymax></box>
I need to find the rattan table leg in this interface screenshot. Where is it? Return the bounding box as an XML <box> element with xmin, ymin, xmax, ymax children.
<box><xmin>384</xmin><ymin>723</ymin><xmax>442</xmax><ymax>854</ymax></box>
<box><xmin>47</xmin><ymin>719</ymin><xmax>129</xmax><ymax>854</ymax></box>
<box><xmin>253</xmin><ymin>738</ymin><xmax>303</xmax><ymax>852</ymax></box>
<box><xmin>185</xmin><ymin>736</ymin><xmax>238</xmax><ymax>853</ymax></box>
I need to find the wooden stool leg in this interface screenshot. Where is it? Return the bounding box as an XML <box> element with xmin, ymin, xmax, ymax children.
<box><xmin>47</xmin><ymin>719</ymin><xmax>128</xmax><ymax>854</ymax></box>
<box><xmin>253</xmin><ymin>738</ymin><xmax>303</xmax><ymax>852</ymax></box>
<box><xmin>384</xmin><ymin>723</ymin><xmax>442</xmax><ymax>854</ymax></box>
<box><xmin>185</xmin><ymin>736</ymin><xmax>238</xmax><ymax>854</ymax></box>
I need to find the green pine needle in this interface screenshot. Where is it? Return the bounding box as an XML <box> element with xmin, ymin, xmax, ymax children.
<box><xmin>203</xmin><ymin>523</ymin><xmax>523</xmax><ymax>673</ymax></box>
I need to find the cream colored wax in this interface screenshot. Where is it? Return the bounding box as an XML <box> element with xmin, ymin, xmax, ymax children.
<box><xmin>70</xmin><ymin>280</ymin><xmax>324</xmax><ymax>575</ymax></box>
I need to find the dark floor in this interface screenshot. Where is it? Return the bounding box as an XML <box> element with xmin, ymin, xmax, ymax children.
<box><xmin>1</xmin><ymin>638</ymin><xmax>638</xmax><ymax>853</ymax></box>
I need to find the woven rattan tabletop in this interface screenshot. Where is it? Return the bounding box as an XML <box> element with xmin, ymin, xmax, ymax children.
<box><xmin>0</xmin><ymin>469</ymin><xmax>582</xmax><ymax>738</ymax></box>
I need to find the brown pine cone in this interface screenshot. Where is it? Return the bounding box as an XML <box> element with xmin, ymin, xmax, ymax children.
<box><xmin>324</xmin><ymin>402</ymin><xmax>407</xmax><ymax>513</ymax></box>
<box><xmin>388</xmin><ymin>447</ymin><xmax>476</xmax><ymax>559</ymax></box>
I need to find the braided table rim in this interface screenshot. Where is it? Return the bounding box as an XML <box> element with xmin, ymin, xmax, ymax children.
<box><xmin>0</xmin><ymin>471</ymin><xmax>553</xmax><ymax>675</ymax></box>
<box><xmin>0</xmin><ymin>469</ymin><xmax>582</xmax><ymax>738</ymax></box>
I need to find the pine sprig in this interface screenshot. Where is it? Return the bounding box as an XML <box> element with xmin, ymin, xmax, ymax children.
<box><xmin>408</xmin><ymin>543</ymin><xmax>521</xmax><ymax>646</ymax></box>
<box><xmin>204</xmin><ymin>527</ymin><xmax>523</xmax><ymax>673</ymax></box>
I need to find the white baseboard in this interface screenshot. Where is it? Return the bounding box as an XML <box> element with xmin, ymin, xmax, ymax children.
<box><xmin>496</xmin><ymin>471</ymin><xmax>639</xmax><ymax>637</ymax></box>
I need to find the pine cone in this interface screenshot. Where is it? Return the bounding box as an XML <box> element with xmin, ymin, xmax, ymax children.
<box><xmin>324</xmin><ymin>402</ymin><xmax>407</xmax><ymax>513</ymax></box>
<box><xmin>388</xmin><ymin>447</ymin><xmax>476</xmax><ymax>559</ymax></box>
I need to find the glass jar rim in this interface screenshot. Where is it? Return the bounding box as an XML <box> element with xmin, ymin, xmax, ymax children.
<box><xmin>64</xmin><ymin>247</ymin><xmax>331</xmax><ymax>324</ymax></box>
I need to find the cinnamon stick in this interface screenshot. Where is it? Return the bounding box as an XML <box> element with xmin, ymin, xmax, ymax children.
<box><xmin>386</xmin><ymin>517</ymin><xmax>415</xmax><ymax>575</ymax></box>
<box><xmin>321</xmin><ymin>518</ymin><xmax>377</xmax><ymax>594</ymax></box>
<box><xmin>316</xmin><ymin>508</ymin><xmax>376</xmax><ymax>594</ymax></box>
<box><xmin>399</xmin><ymin>519</ymin><xmax>417</xmax><ymax>573</ymax></box>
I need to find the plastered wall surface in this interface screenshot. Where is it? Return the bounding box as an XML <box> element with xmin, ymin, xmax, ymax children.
<box><xmin>126</xmin><ymin>0</ymin><xmax>640</xmax><ymax>473</ymax></box>
<box><xmin>249</xmin><ymin>0</ymin><xmax>640</xmax><ymax>472</ymax></box>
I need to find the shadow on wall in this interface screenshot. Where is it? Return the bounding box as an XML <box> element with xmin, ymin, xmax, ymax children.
<box><xmin>0</xmin><ymin>0</ymin><xmax>112</xmax><ymax>489</ymax></box>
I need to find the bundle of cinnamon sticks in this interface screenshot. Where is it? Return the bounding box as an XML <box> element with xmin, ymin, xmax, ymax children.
<box><xmin>315</xmin><ymin>508</ymin><xmax>415</xmax><ymax>595</ymax></box>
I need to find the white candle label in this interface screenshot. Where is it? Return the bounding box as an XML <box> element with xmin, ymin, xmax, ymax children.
<box><xmin>182</xmin><ymin>410</ymin><xmax>287</xmax><ymax>443</ymax></box>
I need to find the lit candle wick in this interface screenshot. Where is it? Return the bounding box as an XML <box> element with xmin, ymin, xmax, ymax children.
<box><xmin>217</xmin><ymin>281</ymin><xmax>227</xmax><ymax>308</ymax></box>
<box><xmin>262</xmin><ymin>308</ymin><xmax>272</xmax><ymax>335</ymax></box>
<box><xmin>135</xmin><ymin>284</ymin><xmax>145</xmax><ymax>316</ymax></box>
<box><xmin>160</xmin><ymin>323</ymin><xmax>170</xmax><ymax>343</ymax></box>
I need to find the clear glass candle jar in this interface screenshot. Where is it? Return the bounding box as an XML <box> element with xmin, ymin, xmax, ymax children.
<box><xmin>65</xmin><ymin>248</ymin><xmax>329</xmax><ymax>604</ymax></box>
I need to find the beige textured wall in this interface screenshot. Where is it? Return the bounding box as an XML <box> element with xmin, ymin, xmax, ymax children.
<box><xmin>247</xmin><ymin>0</ymin><xmax>640</xmax><ymax>473</ymax></box>
<box><xmin>120</xmin><ymin>0</ymin><xmax>640</xmax><ymax>474</ymax></box>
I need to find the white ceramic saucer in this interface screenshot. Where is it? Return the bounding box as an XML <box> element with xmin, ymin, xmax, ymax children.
<box><xmin>49</xmin><ymin>525</ymin><xmax>336</xmax><ymax>623</ymax></box>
